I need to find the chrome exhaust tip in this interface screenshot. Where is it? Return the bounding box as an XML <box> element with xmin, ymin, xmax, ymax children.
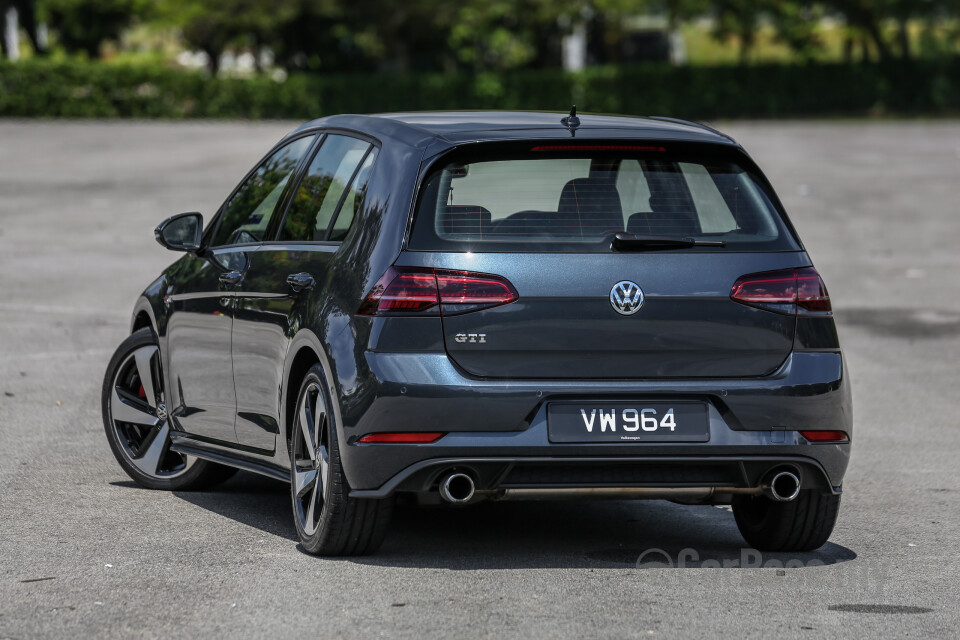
<box><xmin>439</xmin><ymin>472</ymin><xmax>475</xmax><ymax>503</ymax></box>
<box><xmin>765</xmin><ymin>470</ymin><xmax>801</xmax><ymax>502</ymax></box>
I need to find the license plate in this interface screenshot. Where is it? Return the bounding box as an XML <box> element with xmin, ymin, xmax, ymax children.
<box><xmin>547</xmin><ymin>402</ymin><xmax>709</xmax><ymax>443</ymax></box>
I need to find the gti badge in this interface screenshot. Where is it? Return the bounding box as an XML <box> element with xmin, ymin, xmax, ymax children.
<box><xmin>610</xmin><ymin>281</ymin><xmax>644</xmax><ymax>315</ymax></box>
<box><xmin>455</xmin><ymin>333</ymin><xmax>486</xmax><ymax>343</ymax></box>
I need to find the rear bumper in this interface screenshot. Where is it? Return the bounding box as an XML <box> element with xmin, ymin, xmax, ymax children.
<box><xmin>340</xmin><ymin>350</ymin><xmax>852</xmax><ymax>495</ymax></box>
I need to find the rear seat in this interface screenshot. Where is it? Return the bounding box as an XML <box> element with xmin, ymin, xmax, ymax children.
<box><xmin>486</xmin><ymin>177</ymin><xmax>628</xmax><ymax>238</ymax></box>
<box><xmin>437</xmin><ymin>205</ymin><xmax>491</xmax><ymax>238</ymax></box>
<box><xmin>627</xmin><ymin>193</ymin><xmax>703</xmax><ymax>236</ymax></box>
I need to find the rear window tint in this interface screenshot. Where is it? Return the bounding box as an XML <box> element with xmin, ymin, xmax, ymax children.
<box><xmin>279</xmin><ymin>135</ymin><xmax>371</xmax><ymax>242</ymax></box>
<box><xmin>329</xmin><ymin>148</ymin><xmax>378</xmax><ymax>242</ymax></box>
<box><xmin>408</xmin><ymin>147</ymin><xmax>798</xmax><ymax>253</ymax></box>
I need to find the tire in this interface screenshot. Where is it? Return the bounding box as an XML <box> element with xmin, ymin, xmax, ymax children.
<box><xmin>102</xmin><ymin>327</ymin><xmax>237</xmax><ymax>491</ymax></box>
<box><xmin>289</xmin><ymin>364</ymin><xmax>393</xmax><ymax>556</ymax></box>
<box><xmin>732</xmin><ymin>490</ymin><xmax>841</xmax><ymax>552</ymax></box>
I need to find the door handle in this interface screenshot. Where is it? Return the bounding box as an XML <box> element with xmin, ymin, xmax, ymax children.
<box><xmin>286</xmin><ymin>272</ymin><xmax>315</xmax><ymax>293</ymax></box>
<box><xmin>219</xmin><ymin>270</ymin><xmax>243</xmax><ymax>286</ymax></box>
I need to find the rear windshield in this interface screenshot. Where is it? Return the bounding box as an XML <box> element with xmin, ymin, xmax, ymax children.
<box><xmin>408</xmin><ymin>145</ymin><xmax>800</xmax><ymax>252</ymax></box>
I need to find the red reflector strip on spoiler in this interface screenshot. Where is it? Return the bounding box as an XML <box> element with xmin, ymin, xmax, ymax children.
<box><xmin>357</xmin><ymin>432</ymin><xmax>445</xmax><ymax>444</ymax></box>
<box><xmin>530</xmin><ymin>145</ymin><xmax>667</xmax><ymax>152</ymax></box>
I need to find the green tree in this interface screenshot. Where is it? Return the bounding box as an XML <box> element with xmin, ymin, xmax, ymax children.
<box><xmin>157</xmin><ymin>0</ymin><xmax>297</xmax><ymax>74</ymax></box>
<box><xmin>709</xmin><ymin>0</ymin><xmax>763</xmax><ymax>63</ymax></box>
<box><xmin>1</xmin><ymin>0</ymin><xmax>48</xmax><ymax>56</ymax></box>
<box><xmin>269</xmin><ymin>0</ymin><xmax>357</xmax><ymax>72</ymax></box>
<box><xmin>265</xmin><ymin>0</ymin><xmax>452</xmax><ymax>73</ymax></box>
<box><xmin>42</xmin><ymin>0</ymin><xmax>149</xmax><ymax>58</ymax></box>
<box><xmin>821</xmin><ymin>0</ymin><xmax>939</xmax><ymax>62</ymax></box>
<box><xmin>448</xmin><ymin>0</ymin><xmax>571</xmax><ymax>72</ymax></box>
<box><xmin>345</xmin><ymin>0</ymin><xmax>458</xmax><ymax>72</ymax></box>
<box><xmin>767</xmin><ymin>1</ymin><xmax>823</xmax><ymax>61</ymax></box>
<box><xmin>695</xmin><ymin>0</ymin><xmax>823</xmax><ymax>63</ymax></box>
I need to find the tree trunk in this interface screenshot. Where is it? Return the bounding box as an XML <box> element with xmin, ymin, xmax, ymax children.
<box><xmin>13</xmin><ymin>0</ymin><xmax>44</xmax><ymax>54</ymax></box>
<box><xmin>738</xmin><ymin>30</ymin><xmax>753</xmax><ymax>65</ymax></box>
<box><xmin>859</xmin><ymin>17</ymin><xmax>893</xmax><ymax>62</ymax></box>
<box><xmin>2</xmin><ymin>6</ymin><xmax>16</xmax><ymax>60</ymax></box>
<box><xmin>253</xmin><ymin>33</ymin><xmax>265</xmax><ymax>73</ymax></box>
<box><xmin>840</xmin><ymin>3</ymin><xmax>892</xmax><ymax>63</ymax></box>
<box><xmin>205</xmin><ymin>47</ymin><xmax>221</xmax><ymax>75</ymax></box>
<box><xmin>897</xmin><ymin>18</ymin><xmax>910</xmax><ymax>61</ymax></box>
<box><xmin>842</xmin><ymin>34</ymin><xmax>853</xmax><ymax>64</ymax></box>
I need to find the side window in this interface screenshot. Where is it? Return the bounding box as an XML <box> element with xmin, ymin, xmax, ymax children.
<box><xmin>616</xmin><ymin>159</ymin><xmax>652</xmax><ymax>219</ymax></box>
<box><xmin>679</xmin><ymin>162</ymin><xmax>738</xmax><ymax>233</ymax></box>
<box><xmin>279</xmin><ymin>135</ymin><xmax>371</xmax><ymax>242</ymax></box>
<box><xmin>329</xmin><ymin>148</ymin><xmax>378</xmax><ymax>241</ymax></box>
<box><xmin>211</xmin><ymin>135</ymin><xmax>314</xmax><ymax>247</ymax></box>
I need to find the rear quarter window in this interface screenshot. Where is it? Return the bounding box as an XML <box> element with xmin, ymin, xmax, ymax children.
<box><xmin>279</xmin><ymin>134</ymin><xmax>372</xmax><ymax>243</ymax></box>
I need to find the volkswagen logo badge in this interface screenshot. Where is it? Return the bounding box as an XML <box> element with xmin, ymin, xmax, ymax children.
<box><xmin>610</xmin><ymin>281</ymin><xmax>644</xmax><ymax>315</ymax></box>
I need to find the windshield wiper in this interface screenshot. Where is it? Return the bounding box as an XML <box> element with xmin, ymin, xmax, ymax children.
<box><xmin>612</xmin><ymin>232</ymin><xmax>726</xmax><ymax>251</ymax></box>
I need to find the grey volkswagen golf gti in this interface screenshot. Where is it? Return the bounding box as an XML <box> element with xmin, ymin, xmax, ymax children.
<box><xmin>102</xmin><ymin>111</ymin><xmax>851</xmax><ymax>556</ymax></box>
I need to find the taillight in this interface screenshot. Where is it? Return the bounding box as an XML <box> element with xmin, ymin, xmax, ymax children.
<box><xmin>435</xmin><ymin>271</ymin><xmax>518</xmax><ymax>313</ymax></box>
<box><xmin>796</xmin><ymin>267</ymin><xmax>831</xmax><ymax>312</ymax></box>
<box><xmin>730</xmin><ymin>267</ymin><xmax>831</xmax><ymax>316</ymax></box>
<box><xmin>799</xmin><ymin>430</ymin><xmax>849</xmax><ymax>443</ymax></box>
<box><xmin>356</xmin><ymin>268</ymin><xmax>439</xmax><ymax>315</ymax></box>
<box><xmin>357</xmin><ymin>267</ymin><xmax>518</xmax><ymax>316</ymax></box>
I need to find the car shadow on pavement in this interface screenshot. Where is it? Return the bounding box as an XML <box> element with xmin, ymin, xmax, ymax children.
<box><xmin>116</xmin><ymin>473</ymin><xmax>858</xmax><ymax>569</ymax></box>
<box><xmin>113</xmin><ymin>472</ymin><xmax>297</xmax><ymax>542</ymax></box>
<box><xmin>355</xmin><ymin>500</ymin><xmax>857</xmax><ymax>570</ymax></box>
<box><xmin>177</xmin><ymin>473</ymin><xmax>298</xmax><ymax>541</ymax></box>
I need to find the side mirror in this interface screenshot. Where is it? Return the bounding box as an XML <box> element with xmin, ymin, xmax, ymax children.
<box><xmin>155</xmin><ymin>212</ymin><xmax>203</xmax><ymax>252</ymax></box>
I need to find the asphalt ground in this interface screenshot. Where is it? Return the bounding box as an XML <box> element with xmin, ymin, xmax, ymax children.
<box><xmin>1</xmin><ymin>120</ymin><xmax>959</xmax><ymax>638</ymax></box>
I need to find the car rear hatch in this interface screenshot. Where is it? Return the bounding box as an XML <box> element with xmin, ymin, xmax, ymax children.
<box><xmin>385</xmin><ymin>141</ymin><xmax>810</xmax><ymax>379</ymax></box>
<box><xmin>394</xmin><ymin>252</ymin><xmax>804</xmax><ymax>378</ymax></box>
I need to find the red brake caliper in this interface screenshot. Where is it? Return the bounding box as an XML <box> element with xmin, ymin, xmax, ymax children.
<box><xmin>137</xmin><ymin>384</ymin><xmax>146</xmax><ymax>399</ymax></box>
